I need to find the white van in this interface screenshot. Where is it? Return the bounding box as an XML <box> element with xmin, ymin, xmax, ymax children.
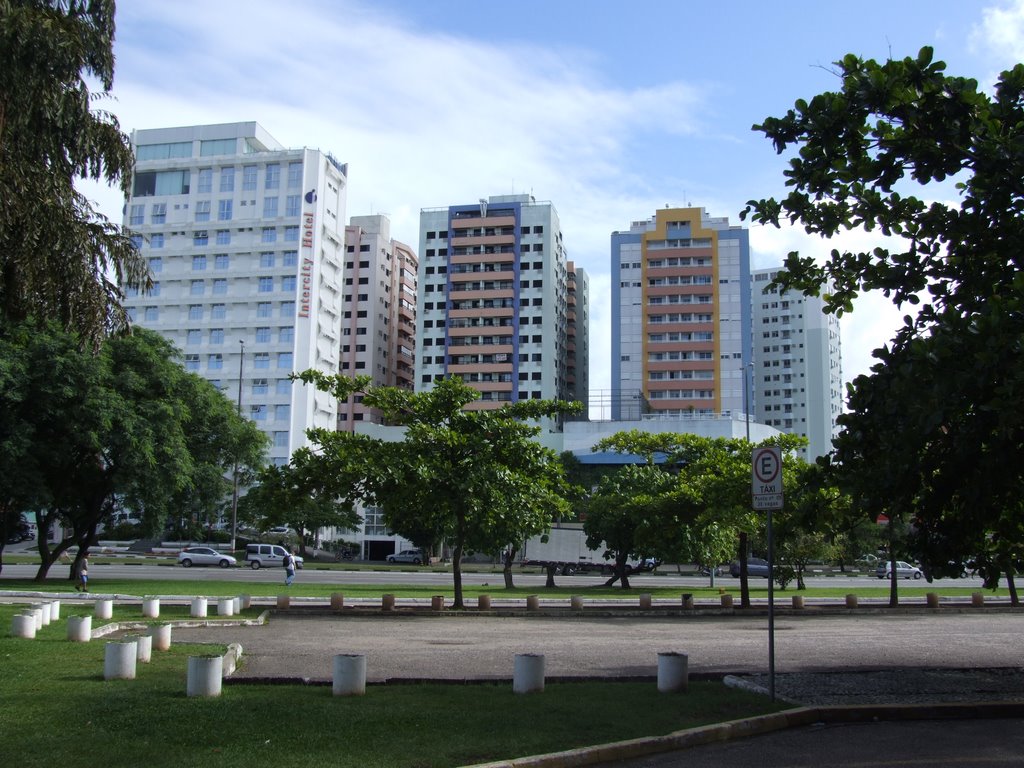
<box><xmin>245</xmin><ymin>543</ymin><xmax>303</xmax><ymax>570</ymax></box>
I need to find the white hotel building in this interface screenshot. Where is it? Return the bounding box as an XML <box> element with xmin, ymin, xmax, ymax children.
<box><xmin>122</xmin><ymin>122</ymin><xmax>347</xmax><ymax>465</ymax></box>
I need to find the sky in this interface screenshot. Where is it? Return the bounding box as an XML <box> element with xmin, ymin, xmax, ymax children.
<box><xmin>84</xmin><ymin>0</ymin><xmax>1024</xmax><ymax>398</ymax></box>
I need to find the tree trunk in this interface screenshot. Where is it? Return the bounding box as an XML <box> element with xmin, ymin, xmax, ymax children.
<box><xmin>451</xmin><ymin>542</ymin><xmax>464</xmax><ymax>609</ymax></box>
<box><xmin>738</xmin><ymin>531</ymin><xmax>750</xmax><ymax>608</ymax></box>
<box><xmin>544</xmin><ymin>564</ymin><xmax>558</xmax><ymax>588</ymax></box>
<box><xmin>1007</xmin><ymin>571</ymin><xmax>1019</xmax><ymax>607</ymax></box>
<box><xmin>615</xmin><ymin>554</ymin><xmax>631</xmax><ymax>589</ymax></box>
<box><xmin>797</xmin><ymin>566</ymin><xmax>806</xmax><ymax>590</ymax></box>
<box><xmin>502</xmin><ymin>546</ymin><xmax>516</xmax><ymax>589</ymax></box>
<box><xmin>888</xmin><ymin>551</ymin><xmax>899</xmax><ymax>607</ymax></box>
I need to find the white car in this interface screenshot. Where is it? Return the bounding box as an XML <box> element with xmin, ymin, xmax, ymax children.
<box><xmin>177</xmin><ymin>547</ymin><xmax>237</xmax><ymax>568</ymax></box>
<box><xmin>387</xmin><ymin>548</ymin><xmax>425</xmax><ymax>564</ymax></box>
<box><xmin>877</xmin><ymin>560</ymin><xmax>923</xmax><ymax>580</ymax></box>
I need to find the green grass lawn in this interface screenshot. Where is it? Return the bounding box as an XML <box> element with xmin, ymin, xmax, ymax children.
<box><xmin>0</xmin><ymin>604</ymin><xmax>789</xmax><ymax>768</ymax></box>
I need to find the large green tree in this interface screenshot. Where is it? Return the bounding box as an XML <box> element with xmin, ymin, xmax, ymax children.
<box><xmin>742</xmin><ymin>47</ymin><xmax>1024</xmax><ymax>599</ymax></box>
<box><xmin>0</xmin><ymin>0</ymin><xmax>146</xmax><ymax>342</ymax></box>
<box><xmin>299</xmin><ymin>373</ymin><xmax>581</xmax><ymax>608</ymax></box>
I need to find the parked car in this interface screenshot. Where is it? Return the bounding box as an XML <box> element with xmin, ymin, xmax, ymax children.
<box><xmin>245</xmin><ymin>543</ymin><xmax>303</xmax><ymax>570</ymax></box>
<box><xmin>267</xmin><ymin>525</ymin><xmax>295</xmax><ymax>535</ymax></box>
<box><xmin>387</xmin><ymin>548</ymin><xmax>425</xmax><ymax>564</ymax></box>
<box><xmin>177</xmin><ymin>547</ymin><xmax>237</xmax><ymax>568</ymax></box>
<box><xmin>876</xmin><ymin>560</ymin><xmax>923</xmax><ymax>580</ymax></box>
<box><xmin>730</xmin><ymin>557</ymin><xmax>771</xmax><ymax>578</ymax></box>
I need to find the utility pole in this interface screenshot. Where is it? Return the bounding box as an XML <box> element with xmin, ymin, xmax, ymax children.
<box><xmin>230</xmin><ymin>339</ymin><xmax>245</xmax><ymax>552</ymax></box>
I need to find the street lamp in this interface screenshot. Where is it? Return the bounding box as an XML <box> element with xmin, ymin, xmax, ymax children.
<box><xmin>230</xmin><ymin>339</ymin><xmax>244</xmax><ymax>552</ymax></box>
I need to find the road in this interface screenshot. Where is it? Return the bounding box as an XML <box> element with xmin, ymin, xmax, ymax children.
<box><xmin>0</xmin><ymin>561</ymin><xmax>989</xmax><ymax>591</ymax></box>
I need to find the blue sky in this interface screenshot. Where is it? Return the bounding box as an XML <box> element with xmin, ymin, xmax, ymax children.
<box><xmin>86</xmin><ymin>0</ymin><xmax>1024</xmax><ymax>396</ymax></box>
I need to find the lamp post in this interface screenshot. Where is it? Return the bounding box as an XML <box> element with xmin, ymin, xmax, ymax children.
<box><xmin>230</xmin><ymin>340</ymin><xmax>244</xmax><ymax>552</ymax></box>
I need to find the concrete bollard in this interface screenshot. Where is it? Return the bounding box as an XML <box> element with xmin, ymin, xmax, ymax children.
<box><xmin>67</xmin><ymin>615</ymin><xmax>92</xmax><ymax>642</ymax></box>
<box><xmin>28</xmin><ymin>606</ymin><xmax>44</xmax><ymax>631</ymax></box>
<box><xmin>11</xmin><ymin>613</ymin><xmax>36</xmax><ymax>639</ymax></box>
<box><xmin>332</xmin><ymin>654</ymin><xmax>367</xmax><ymax>696</ymax></box>
<box><xmin>232</xmin><ymin>596</ymin><xmax>241</xmax><ymax>614</ymax></box>
<box><xmin>49</xmin><ymin>600</ymin><xmax>61</xmax><ymax>621</ymax></box>
<box><xmin>657</xmin><ymin>652</ymin><xmax>689</xmax><ymax>693</ymax></box>
<box><xmin>639</xmin><ymin>593</ymin><xmax>653</xmax><ymax>610</ymax></box>
<box><xmin>142</xmin><ymin>597</ymin><xmax>160</xmax><ymax>619</ymax></box>
<box><xmin>94</xmin><ymin>599</ymin><xmax>113</xmax><ymax>620</ymax></box>
<box><xmin>792</xmin><ymin>595</ymin><xmax>805</xmax><ymax>609</ymax></box>
<box><xmin>526</xmin><ymin>595</ymin><xmax>540</xmax><ymax>611</ymax></box>
<box><xmin>104</xmin><ymin>640</ymin><xmax>138</xmax><ymax>680</ymax></box>
<box><xmin>133</xmin><ymin>633</ymin><xmax>153</xmax><ymax>663</ymax></box>
<box><xmin>681</xmin><ymin>594</ymin><xmax>694</xmax><ymax>610</ymax></box>
<box><xmin>972</xmin><ymin>592</ymin><xmax>985</xmax><ymax>607</ymax></box>
<box><xmin>926</xmin><ymin>592</ymin><xmax>940</xmax><ymax>609</ymax></box>
<box><xmin>34</xmin><ymin>602</ymin><xmax>52</xmax><ymax>626</ymax></box>
<box><xmin>150</xmin><ymin>623</ymin><xmax>172</xmax><ymax>651</ymax></box>
<box><xmin>331</xmin><ymin>593</ymin><xmax>345</xmax><ymax>611</ymax></box>
<box><xmin>478</xmin><ymin>594</ymin><xmax>491</xmax><ymax>611</ymax></box>
<box><xmin>186</xmin><ymin>655</ymin><xmax>223</xmax><ymax>697</ymax></box>
<box><xmin>513</xmin><ymin>653</ymin><xmax>545</xmax><ymax>694</ymax></box>
<box><xmin>191</xmin><ymin>597</ymin><xmax>208</xmax><ymax>618</ymax></box>
<box><xmin>216</xmin><ymin>597</ymin><xmax>234</xmax><ymax>616</ymax></box>
<box><xmin>240</xmin><ymin>594</ymin><xmax>252</xmax><ymax>610</ymax></box>
<box><xmin>845</xmin><ymin>593</ymin><xmax>858</xmax><ymax>609</ymax></box>
<box><xmin>382</xmin><ymin>594</ymin><xmax>395</xmax><ymax>612</ymax></box>
<box><xmin>720</xmin><ymin>594</ymin><xmax>733</xmax><ymax>609</ymax></box>
<box><xmin>276</xmin><ymin>595</ymin><xmax>290</xmax><ymax>610</ymax></box>
<box><xmin>570</xmin><ymin>595</ymin><xmax>584</xmax><ymax>611</ymax></box>
<box><xmin>430</xmin><ymin>595</ymin><xmax>445</xmax><ymax>611</ymax></box>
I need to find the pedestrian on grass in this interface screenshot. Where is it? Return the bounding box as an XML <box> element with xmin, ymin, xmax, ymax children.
<box><xmin>76</xmin><ymin>556</ymin><xmax>89</xmax><ymax>592</ymax></box>
<box><xmin>284</xmin><ymin>550</ymin><xmax>296</xmax><ymax>587</ymax></box>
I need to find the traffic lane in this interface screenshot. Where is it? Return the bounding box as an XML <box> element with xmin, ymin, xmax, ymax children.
<box><xmin>591</xmin><ymin>718</ymin><xmax>1024</xmax><ymax>768</ymax></box>
<box><xmin>0</xmin><ymin>562</ymin><xmax>991</xmax><ymax>590</ymax></box>
<box><xmin>172</xmin><ymin>612</ymin><xmax>1024</xmax><ymax>681</ymax></box>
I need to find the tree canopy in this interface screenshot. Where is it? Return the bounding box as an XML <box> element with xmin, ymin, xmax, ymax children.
<box><xmin>298</xmin><ymin>372</ymin><xmax>582</xmax><ymax>608</ymax></box>
<box><xmin>0</xmin><ymin>0</ymin><xmax>147</xmax><ymax>343</ymax></box>
<box><xmin>742</xmin><ymin>47</ymin><xmax>1024</xmax><ymax>600</ymax></box>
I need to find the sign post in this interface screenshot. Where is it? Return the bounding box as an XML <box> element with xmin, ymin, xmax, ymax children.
<box><xmin>752</xmin><ymin>446</ymin><xmax>783</xmax><ymax>701</ymax></box>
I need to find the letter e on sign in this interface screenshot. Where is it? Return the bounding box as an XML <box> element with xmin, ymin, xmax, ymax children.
<box><xmin>752</xmin><ymin>446</ymin><xmax>783</xmax><ymax>510</ymax></box>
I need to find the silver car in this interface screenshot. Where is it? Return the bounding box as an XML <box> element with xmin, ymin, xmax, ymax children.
<box><xmin>177</xmin><ymin>547</ymin><xmax>237</xmax><ymax>568</ymax></box>
<box><xmin>876</xmin><ymin>560</ymin><xmax>923</xmax><ymax>579</ymax></box>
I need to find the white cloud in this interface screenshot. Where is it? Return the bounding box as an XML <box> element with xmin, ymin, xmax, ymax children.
<box><xmin>971</xmin><ymin>0</ymin><xmax>1024</xmax><ymax>61</ymax></box>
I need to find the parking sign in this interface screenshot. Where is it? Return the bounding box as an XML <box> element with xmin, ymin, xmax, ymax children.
<box><xmin>752</xmin><ymin>446</ymin><xmax>783</xmax><ymax>510</ymax></box>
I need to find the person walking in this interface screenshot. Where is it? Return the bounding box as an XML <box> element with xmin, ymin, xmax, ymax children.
<box><xmin>284</xmin><ymin>550</ymin><xmax>296</xmax><ymax>587</ymax></box>
<box><xmin>76</xmin><ymin>556</ymin><xmax>89</xmax><ymax>592</ymax></box>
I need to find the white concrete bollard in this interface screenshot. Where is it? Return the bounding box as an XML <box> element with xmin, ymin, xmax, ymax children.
<box><xmin>49</xmin><ymin>600</ymin><xmax>61</xmax><ymax>621</ymax></box>
<box><xmin>792</xmin><ymin>595</ymin><xmax>805</xmax><ymax>609</ymax></box>
<box><xmin>570</xmin><ymin>595</ymin><xmax>584</xmax><ymax>611</ymax></box>
<box><xmin>430</xmin><ymin>595</ymin><xmax>445</xmax><ymax>611</ymax></box>
<box><xmin>217</xmin><ymin>597</ymin><xmax>234</xmax><ymax>616</ymax></box>
<box><xmin>526</xmin><ymin>595</ymin><xmax>540</xmax><ymax>611</ymax></box>
<box><xmin>845</xmin><ymin>593</ymin><xmax>859</xmax><ymax>609</ymax></box>
<box><xmin>232</xmin><ymin>596</ymin><xmax>241</xmax><ymax>614</ymax></box>
<box><xmin>513</xmin><ymin>653</ymin><xmax>545</xmax><ymax>694</ymax></box>
<box><xmin>149</xmin><ymin>623</ymin><xmax>172</xmax><ymax>651</ymax></box>
<box><xmin>186</xmin><ymin>655</ymin><xmax>223</xmax><ymax>697</ymax></box>
<box><xmin>276</xmin><ymin>594</ymin><xmax>290</xmax><ymax>610</ymax></box>
<box><xmin>191</xmin><ymin>597</ymin><xmax>208</xmax><ymax>618</ymax></box>
<box><xmin>29</xmin><ymin>607</ymin><xmax>43</xmax><ymax>631</ymax></box>
<box><xmin>657</xmin><ymin>652</ymin><xmax>689</xmax><ymax>693</ymax></box>
<box><xmin>332</xmin><ymin>654</ymin><xmax>367</xmax><ymax>696</ymax></box>
<box><xmin>34</xmin><ymin>602</ymin><xmax>52</xmax><ymax>626</ymax></box>
<box><xmin>94</xmin><ymin>599</ymin><xmax>113</xmax><ymax>620</ymax></box>
<box><xmin>240</xmin><ymin>594</ymin><xmax>252</xmax><ymax>610</ymax></box>
<box><xmin>477</xmin><ymin>594</ymin><xmax>491</xmax><ymax>610</ymax></box>
<box><xmin>142</xmin><ymin>597</ymin><xmax>160</xmax><ymax>619</ymax></box>
<box><xmin>639</xmin><ymin>593</ymin><xmax>653</xmax><ymax>610</ymax></box>
<box><xmin>133</xmin><ymin>633</ymin><xmax>153</xmax><ymax>663</ymax></box>
<box><xmin>11</xmin><ymin>613</ymin><xmax>36</xmax><ymax>639</ymax></box>
<box><xmin>67</xmin><ymin>615</ymin><xmax>92</xmax><ymax>642</ymax></box>
<box><xmin>104</xmin><ymin>640</ymin><xmax>138</xmax><ymax>680</ymax></box>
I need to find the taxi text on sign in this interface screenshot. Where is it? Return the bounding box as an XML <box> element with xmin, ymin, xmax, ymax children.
<box><xmin>751</xmin><ymin>446</ymin><xmax>783</xmax><ymax>510</ymax></box>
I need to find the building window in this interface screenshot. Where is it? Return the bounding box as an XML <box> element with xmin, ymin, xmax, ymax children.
<box><xmin>284</xmin><ymin>226</ymin><xmax>299</xmax><ymax>242</ymax></box>
<box><xmin>275</xmin><ymin>404</ymin><xmax>290</xmax><ymax>421</ymax></box>
<box><xmin>129</xmin><ymin>204</ymin><xmax>144</xmax><ymax>225</ymax></box>
<box><xmin>194</xmin><ymin>200</ymin><xmax>211</xmax><ymax>222</ymax></box>
<box><xmin>258</xmin><ymin>276</ymin><xmax>273</xmax><ymax>292</ymax></box>
<box><xmin>211</xmin><ymin>303</ymin><xmax>226</xmax><ymax>319</ymax></box>
<box><xmin>193</xmin><ymin>230</ymin><xmax>208</xmax><ymax>246</ymax></box>
<box><xmin>282</xmin><ymin>250</ymin><xmax>298</xmax><ymax>266</ymax></box>
<box><xmin>257</xmin><ymin>302</ymin><xmax>272</xmax><ymax>318</ymax></box>
<box><xmin>250</xmin><ymin>404</ymin><xmax>267</xmax><ymax>421</ymax></box>
<box><xmin>151</xmin><ymin>203</ymin><xmax>166</xmax><ymax>224</ymax></box>
<box><xmin>260</xmin><ymin>252</ymin><xmax>275</xmax><ymax>267</ymax></box>
<box><xmin>210</xmin><ymin>328</ymin><xmax>224</xmax><ymax>345</ymax></box>
<box><xmin>279</xmin><ymin>326</ymin><xmax>294</xmax><ymax>343</ymax></box>
<box><xmin>253</xmin><ymin>353</ymin><xmax>270</xmax><ymax>369</ymax></box>
<box><xmin>186</xmin><ymin>329</ymin><xmax>201</xmax><ymax>345</ymax></box>
<box><xmin>218</xmin><ymin>199</ymin><xmax>232</xmax><ymax>220</ymax></box>
<box><xmin>190</xmin><ymin>280</ymin><xmax>204</xmax><ymax>296</ymax></box>
<box><xmin>265</xmin><ymin>163</ymin><xmax>280</xmax><ymax>189</ymax></box>
<box><xmin>277</xmin><ymin>352</ymin><xmax>293</xmax><ymax>369</ymax></box>
<box><xmin>208</xmin><ymin>354</ymin><xmax>223</xmax><ymax>370</ymax></box>
<box><xmin>252</xmin><ymin>378</ymin><xmax>268</xmax><ymax>394</ymax></box>
<box><xmin>281</xmin><ymin>276</ymin><xmax>296</xmax><ymax>291</ymax></box>
<box><xmin>280</xmin><ymin>301</ymin><xmax>295</xmax><ymax>317</ymax></box>
<box><xmin>184</xmin><ymin>354</ymin><xmax>199</xmax><ymax>371</ymax></box>
<box><xmin>150</xmin><ymin>233</ymin><xmax>164</xmax><ymax>249</ymax></box>
<box><xmin>285</xmin><ymin>195</ymin><xmax>301</xmax><ymax>217</ymax></box>
<box><xmin>287</xmin><ymin>161</ymin><xmax>302</xmax><ymax>189</ymax></box>
<box><xmin>214</xmin><ymin>253</ymin><xmax>229</xmax><ymax>269</ymax></box>
<box><xmin>219</xmin><ymin>167</ymin><xmax>235</xmax><ymax>192</ymax></box>
<box><xmin>242</xmin><ymin>165</ymin><xmax>257</xmax><ymax>191</ymax></box>
<box><xmin>255</xmin><ymin>327</ymin><xmax>271</xmax><ymax>343</ymax></box>
<box><xmin>144</xmin><ymin>306</ymin><xmax>159</xmax><ymax>322</ymax></box>
<box><xmin>263</xmin><ymin>197</ymin><xmax>278</xmax><ymax>218</ymax></box>
<box><xmin>188</xmin><ymin>304</ymin><xmax>202</xmax><ymax>320</ymax></box>
<box><xmin>149</xmin><ymin>256</ymin><xmax>162</xmax><ymax>272</ymax></box>
<box><xmin>192</xmin><ymin>255</ymin><xmax>206</xmax><ymax>271</ymax></box>
<box><xmin>273</xmin><ymin>431</ymin><xmax>289</xmax><ymax>448</ymax></box>
<box><xmin>213</xmin><ymin>278</ymin><xmax>227</xmax><ymax>294</ymax></box>
<box><xmin>261</xmin><ymin>227</ymin><xmax>277</xmax><ymax>243</ymax></box>
<box><xmin>276</xmin><ymin>379</ymin><xmax>291</xmax><ymax>395</ymax></box>
<box><xmin>215</xmin><ymin>230</ymin><xmax>231</xmax><ymax>246</ymax></box>
<box><xmin>197</xmin><ymin>168</ymin><xmax>212</xmax><ymax>193</ymax></box>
